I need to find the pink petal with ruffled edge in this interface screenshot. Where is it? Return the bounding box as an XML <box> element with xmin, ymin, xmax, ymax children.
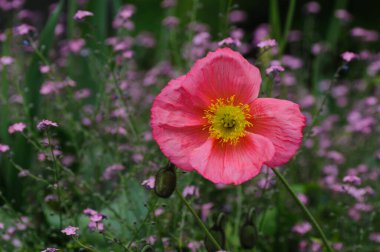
<box><xmin>248</xmin><ymin>98</ymin><xmax>306</xmax><ymax>167</ymax></box>
<box><xmin>151</xmin><ymin>76</ymin><xmax>207</xmax><ymax>128</ymax></box>
<box><xmin>189</xmin><ymin>133</ymin><xmax>275</xmax><ymax>184</ymax></box>
<box><xmin>151</xmin><ymin>76</ymin><xmax>209</xmax><ymax>171</ymax></box>
<box><xmin>182</xmin><ymin>47</ymin><xmax>262</xmax><ymax>106</ymax></box>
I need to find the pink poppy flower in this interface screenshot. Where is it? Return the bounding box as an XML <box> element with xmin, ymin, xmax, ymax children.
<box><xmin>151</xmin><ymin>48</ymin><xmax>305</xmax><ymax>184</ymax></box>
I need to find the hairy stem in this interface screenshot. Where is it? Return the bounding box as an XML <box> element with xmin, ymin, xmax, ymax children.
<box><xmin>272</xmin><ymin>168</ymin><xmax>334</xmax><ymax>252</ymax></box>
<box><xmin>175</xmin><ymin>188</ymin><xmax>222</xmax><ymax>250</ymax></box>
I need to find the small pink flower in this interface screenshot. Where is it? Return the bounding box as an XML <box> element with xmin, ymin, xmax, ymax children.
<box><xmin>154</xmin><ymin>207</ymin><xmax>165</xmax><ymax>216</ymax></box>
<box><xmin>8</xmin><ymin>122</ymin><xmax>26</xmax><ymax>134</ymax></box>
<box><xmin>292</xmin><ymin>222</ymin><xmax>312</xmax><ymax>235</ymax></box>
<box><xmin>37</xmin><ymin>120</ymin><xmax>58</xmax><ymax>130</ymax></box>
<box><xmin>369</xmin><ymin>233</ymin><xmax>380</xmax><ymax>243</ymax></box>
<box><xmin>142</xmin><ymin>176</ymin><xmax>155</xmax><ymax>189</ymax></box>
<box><xmin>83</xmin><ymin>208</ymin><xmax>98</xmax><ymax>216</ymax></box>
<box><xmin>305</xmin><ymin>1</ymin><xmax>320</xmax><ymax>14</ymax></box>
<box><xmin>41</xmin><ymin>248</ymin><xmax>58</xmax><ymax>252</ymax></box>
<box><xmin>257</xmin><ymin>39</ymin><xmax>277</xmax><ymax>48</ymax></box>
<box><xmin>266</xmin><ymin>65</ymin><xmax>285</xmax><ymax>75</ymax></box>
<box><xmin>162</xmin><ymin>16</ymin><xmax>179</xmax><ymax>28</ymax></box>
<box><xmin>343</xmin><ymin>175</ymin><xmax>361</xmax><ymax>185</ymax></box>
<box><xmin>182</xmin><ymin>185</ymin><xmax>200</xmax><ymax>198</ymax></box>
<box><xmin>0</xmin><ymin>56</ymin><xmax>14</xmax><ymax>66</ymax></box>
<box><xmin>161</xmin><ymin>0</ymin><xmax>177</xmax><ymax>8</ymax></box>
<box><xmin>218</xmin><ymin>37</ymin><xmax>241</xmax><ymax>48</ymax></box>
<box><xmin>73</xmin><ymin>10</ymin><xmax>94</xmax><ymax>21</ymax></box>
<box><xmin>335</xmin><ymin>9</ymin><xmax>352</xmax><ymax>22</ymax></box>
<box><xmin>0</xmin><ymin>144</ymin><xmax>9</xmax><ymax>153</ymax></box>
<box><xmin>341</xmin><ymin>51</ymin><xmax>357</xmax><ymax>62</ymax></box>
<box><xmin>88</xmin><ymin>221</ymin><xmax>104</xmax><ymax>232</ymax></box>
<box><xmin>61</xmin><ymin>226</ymin><xmax>79</xmax><ymax>236</ymax></box>
<box><xmin>90</xmin><ymin>213</ymin><xmax>106</xmax><ymax>223</ymax></box>
<box><xmin>297</xmin><ymin>193</ymin><xmax>309</xmax><ymax>205</ymax></box>
<box><xmin>14</xmin><ymin>24</ymin><xmax>35</xmax><ymax>35</ymax></box>
<box><xmin>39</xmin><ymin>65</ymin><xmax>50</xmax><ymax>74</ymax></box>
<box><xmin>68</xmin><ymin>39</ymin><xmax>85</xmax><ymax>53</ymax></box>
<box><xmin>101</xmin><ymin>164</ymin><xmax>125</xmax><ymax>180</ymax></box>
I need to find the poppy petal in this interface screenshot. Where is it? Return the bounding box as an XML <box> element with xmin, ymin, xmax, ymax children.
<box><xmin>151</xmin><ymin>75</ymin><xmax>207</xmax><ymax>128</ymax></box>
<box><xmin>189</xmin><ymin>133</ymin><xmax>275</xmax><ymax>184</ymax></box>
<box><xmin>182</xmin><ymin>48</ymin><xmax>262</xmax><ymax>106</ymax></box>
<box><xmin>249</xmin><ymin>98</ymin><xmax>306</xmax><ymax>167</ymax></box>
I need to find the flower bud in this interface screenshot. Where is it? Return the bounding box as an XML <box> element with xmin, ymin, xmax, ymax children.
<box><xmin>239</xmin><ymin>208</ymin><xmax>258</xmax><ymax>249</ymax></box>
<box><xmin>154</xmin><ymin>163</ymin><xmax>176</xmax><ymax>198</ymax></box>
<box><xmin>239</xmin><ymin>223</ymin><xmax>258</xmax><ymax>249</ymax></box>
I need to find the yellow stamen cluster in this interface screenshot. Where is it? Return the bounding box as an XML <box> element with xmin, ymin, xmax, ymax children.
<box><xmin>204</xmin><ymin>96</ymin><xmax>252</xmax><ymax>144</ymax></box>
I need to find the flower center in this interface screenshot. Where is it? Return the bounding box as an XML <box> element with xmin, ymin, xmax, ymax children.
<box><xmin>204</xmin><ymin>95</ymin><xmax>252</xmax><ymax>144</ymax></box>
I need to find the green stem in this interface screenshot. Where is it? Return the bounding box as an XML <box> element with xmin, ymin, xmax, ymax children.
<box><xmin>74</xmin><ymin>237</ymin><xmax>99</xmax><ymax>252</ymax></box>
<box><xmin>47</xmin><ymin>130</ymin><xmax>63</xmax><ymax>230</ymax></box>
<box><xmin>175</xmin><ymin>189</ymin><xmax>222</xmax><ymax>250</ymax></box>
<box><xmin>269</xmin><ymin>0</ymin><xmax>281</xmax><ymax>40</ymax></box>
<box><xmin>279</xmin><ymin>0</ymin><xmax>297</xmax><ymax>54</ymax></box>
<box><xmin>272</xmin><ymin>168</ymin><xmax>334</xmax><ymax>252</ymax></box>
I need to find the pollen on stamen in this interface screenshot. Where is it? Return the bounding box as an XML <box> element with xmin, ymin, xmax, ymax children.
<box><xmin>203</xmin><ymin>95</ymin><xmax>252</xmax><ymax>144</ymax></box>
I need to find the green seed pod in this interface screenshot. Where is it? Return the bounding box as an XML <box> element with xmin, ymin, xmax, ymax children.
<box><xmin>204</xmin><ymin>225</ymin><xmax>225</xmax><ymax>252</ymax></box>
<box><xmin>154</xmin><ymin>163</ymin><xmax>176</xmax><ymax>198</ymax></box>
<box><xmin>239</xmin><ymin>207</ymin><xmax>258</xmax><ymax>249</ymax></box>
<box><xmin>239</xmin><ymin>222</ymin><xmax>258</xmax><ymax>249</ymax></box>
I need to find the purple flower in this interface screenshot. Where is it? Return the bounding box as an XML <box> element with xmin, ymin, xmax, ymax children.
<box><xmin>90</xmin><ymin>213</ymin><xmax>106</xmax><ymax>223</ymax></box>
<box><xmin>292</xmin><ymin>222</ymin><xmax>312</xmax><ymax>235</ymax></box>
<box><xmin>297</xmin><ymin>193</ymin><xmax>309</xmax><ymax>205</ymax></box>
<box><xmin>41</xmin><ymin>248</ymin><xmax>58</xmax><ymax>252</ymax></box>
<box><xmin>101</xmin><ymin>164</ymin><xmax>125</xmax><ymax>180</ymax></box>
<box><xmin>141</xmin><ymin>176</ymin><xmax>155</xmax><ymax>189</ymax></box>
<box><xmin>161</xmin><ymin>0</ymin><xmax>176</xmax><ymax>8</ymax></box>
<box><xmin>162</xmin><ymin>16</ymin><xmax>179</xmax><ymax>28</ymax></box>
<box><xmin>282</xmin><ymin>55</ymin><xmax>303</xmax><ymax>69</ymax></box>
<box><xmin>335</xmin><ymin>9</ymin><xmax>352</xmax><ymax>22</ymax></box>
<box><xmin>37</xmin><ymin>119</ymin><xmax>58</xmax><ymax>130</ymax></box>
<box><xmin>351</xmin><ymin>27</ymin><xmax>379</xmax><ymax>42</ymax></box>
<box><xmin>83</xmin><ymin>208</ymin><xmax>98</xmax><ymax>216</ymax></box>
<box><xmin>73</xmin><ymin>10</ymin><xmax>94</xmax><ymax>21</ymax></box>
<box><xmin>187</xmin><ymin>241</ymin><xmax>201</xmax><ymax>252</ymax></box>
<box><xmin>343</xmin><ymin>175</ymin><xmax>361</xmax><ymax>185</ymax></box>
<box><xmin>0</xmin><ymin>144</ymin><xmax>10</xmax><ymax>153</ymax></box>
<box><xmin>88</xmin><ymin>221</ymin><xmax>104</xmax><ymax>232</ymax></box>
<box><xmin>182</xmin><ymin>185</ymin><xmax>200</xmax><ymax>198</ymax></box>
<box><xmin>61</xmin><ymin>226</ymin><xmax>79</xmax><ymax>236</ymax></box>
<box><xmin>369</xmin><ymin>233</ymin><xmax>380</xmax><ymax>243</ymax></box>
<box><xmin>266</xmin><ymin>65</ymin><xmax>285</xmax><ymax>75</ymax></box>
<box><xmin>40</xmin><ymin>65</ymin><xmax>50</xmax><ymax>74</ymax></box>
<box><xmin>229</xmin><ymin>10</ymin><xmax>247</xmax><ymax>23</ymax></box>
<box><xmin>8</xmin><ymin>122</ymin><xmax>26</xmax><ymax>134</ymax></box>
<box><xmin>341</xmin><ymin>51</ymin><xmax>357</xmax><ymax>62</ymax></box>
<box><xmin>14</xmin><ymin>24</ymin><xmax>35</xmax><ymax>35</ymax></box>
<box><xmin>0</xmin><ymin>56</ymin><xmax>14</xmax><ymax>66</ymax></box>
<box><xmin>305</xmin><ymin>1</ymin><xmax>320</xmax><ymax>14</ymax></box>
<box><xmin>218</xmin><ymin>37</ymin><xmax>241</xmax><ymax>48</ymax></box>
<box><xmin>257</xmin><ymin>39</ymin><xmax>277</xmax><ymax>49</ymax></box>
<box><xmin>18</xmin><ymin>170</ymin><xmax>30</xmax><ymax>177</ymax></box>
